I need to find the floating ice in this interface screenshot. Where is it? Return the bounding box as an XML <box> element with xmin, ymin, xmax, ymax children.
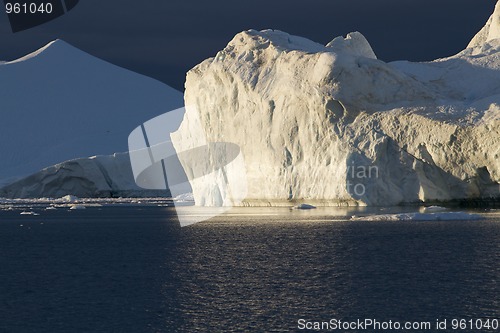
<box><xmin>20</xmin><ymin>211</ymin><xmax>39</xmax><ymax>216</ymax></box>
<box><xmin>0</xmin><ymin>40</ymin><xmax>183</xmax><ymax>198</ymax></box>
<box><xmin>176</xmin><ymin>4</ymin><xmax>500</xmax><ymax>207</ymax></box>
<box><xmin>174</xmin><ymin>193</ymin><xmax>195</xmax><ymax>202</ymax></box>
<box><xmin>61</xmin><ymin>195</ymin><xmax>79</xmax><ymax>203</ymax></box>
<box><xmin>293</xmin><ymin>204</ymin><xmax>317</xmax><ymax>210</ymax></box>
<box><xmin>420</xmin><ymin>206</ymin><xmax>449</xmax><ymax>213</ymax></box>
<box><xmin>351</xmin><ymin>212</ymin><xmax>485</xmax><ymax>221</ymax></box>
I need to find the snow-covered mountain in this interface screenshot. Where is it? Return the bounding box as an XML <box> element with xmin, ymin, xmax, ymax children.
<box><xmin>0</xmin><ymin>40</ymin><xmax>183</xmax><ymax>197</ymax></box>
<box><xmin>172</xmin><ymin>3</ymin><xmax>500</xmax><ymax>206</ymax></box>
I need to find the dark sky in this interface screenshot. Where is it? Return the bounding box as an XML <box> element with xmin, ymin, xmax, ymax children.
<box><xmin>0</xmin><ymin>0</ymin><xmax>496</xmax><ymax>91</ymax></box>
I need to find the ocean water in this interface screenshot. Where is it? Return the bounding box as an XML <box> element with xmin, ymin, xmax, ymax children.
<box><xmin>0</xmin><ymin>206</ymin><xmax>498</xmax><ymax>332</ymax></box>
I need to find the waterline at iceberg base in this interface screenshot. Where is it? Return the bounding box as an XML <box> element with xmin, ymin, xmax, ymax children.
<box><xmin>172</xmin><ymin>3</ymin><xmax>500</xmax><ymax>207</ymax></box>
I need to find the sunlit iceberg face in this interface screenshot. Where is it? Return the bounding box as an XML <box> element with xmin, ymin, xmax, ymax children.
<box><xmin>128</xmin><ymin>106</ymin><xmax>248</xmax><ymax>227</ymax></box>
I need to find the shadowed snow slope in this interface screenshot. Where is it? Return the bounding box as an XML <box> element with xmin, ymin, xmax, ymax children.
<box><xmin>173</xmin><ymin>6</ymin><xmax>500</xmax><ymax>207</ymax></box>
<box><xmin>0</xmin><ymin>40</ymin><xmax>183</xmax><ymax>197</ymax></box>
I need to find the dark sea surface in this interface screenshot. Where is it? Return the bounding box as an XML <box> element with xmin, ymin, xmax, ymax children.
<box><xmin>0</xmin><ymin>206</ymin><xmax>498</xmax><ymax>332</ymax></box>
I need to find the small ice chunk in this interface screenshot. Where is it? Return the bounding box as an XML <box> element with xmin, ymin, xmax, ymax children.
<box><xmin>69</xmin><ymin>205</ymin><xmax>86</xmax><ymax>210</ymax></box>
<box><xmin>351</xmin><ymin>212</ymin><xmax>484</xmax><ymax>221</ymax></box>
<box><xmin>293</xmin><ymin>203</ymin><xmax>317</xmax><ymax>210</ymax></box>
<box><xmin>20</xmin><ymin>211</ymin><xmax>39</xmax><ymax>216</ymax></box>
<box><xmin>421</xmin><ymin>206</ymin><xmax>449</xmax><ymax>213</ymax></box>
<box><xmin>61</xmin><ymin>195</ymin><xmax>79</xmax><ymax>203</ymax></box>
<box><xmin>174</xmin><ymin>193</ymin><xmax>195</xmax><ymax>202</ymax></box>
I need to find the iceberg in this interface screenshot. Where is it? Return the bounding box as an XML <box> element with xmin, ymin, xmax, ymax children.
<box><xmin>0</xmin><ymin>40</ymin><xmax>183</xmax><ymax>198</ymax></box>
<box><xmin>173</xmin><ymin>2</ymin><xmax>500</xmax><ymax>207</ymax></box>
<box><xmin>0</xmin><ymin>153</ymin><xmax>162</xmax><ymax>198</ymax></box>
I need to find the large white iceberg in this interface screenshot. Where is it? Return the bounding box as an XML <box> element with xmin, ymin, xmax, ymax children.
<box><xmin>173</xmin><ymin>3</ymin><xmax>500</xmax><ymax>206</ymax></box>
<box><xmin>0</xmin><ymin>40</ymin><xmax>183</xmax><ymax>197</ymax></box>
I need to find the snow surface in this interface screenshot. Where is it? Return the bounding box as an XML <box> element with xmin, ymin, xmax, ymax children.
<box><xmin>0</xmin><ymin>40</ymin><xmax>183</xmax><ymax>197</ymax></box>
<box><xmin>174</xmin><ymin>3</ymin><xmax>500</xmax><ymax>206</ymax></box>
<box><xmin>326</xmin><ymin>32</ymin><xmax>377</xmax><ymax>59</ymax></box>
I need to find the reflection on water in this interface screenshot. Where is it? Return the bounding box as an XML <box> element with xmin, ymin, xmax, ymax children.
<box><xmin>170</xmin><ymin>208</ymin><xmax>499</xmax><ymax>332</ymax></box>
<box><xmin>0</xmin><ymin>206</ymin><xmax>498</xmax><ymax>332</ymax></box>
